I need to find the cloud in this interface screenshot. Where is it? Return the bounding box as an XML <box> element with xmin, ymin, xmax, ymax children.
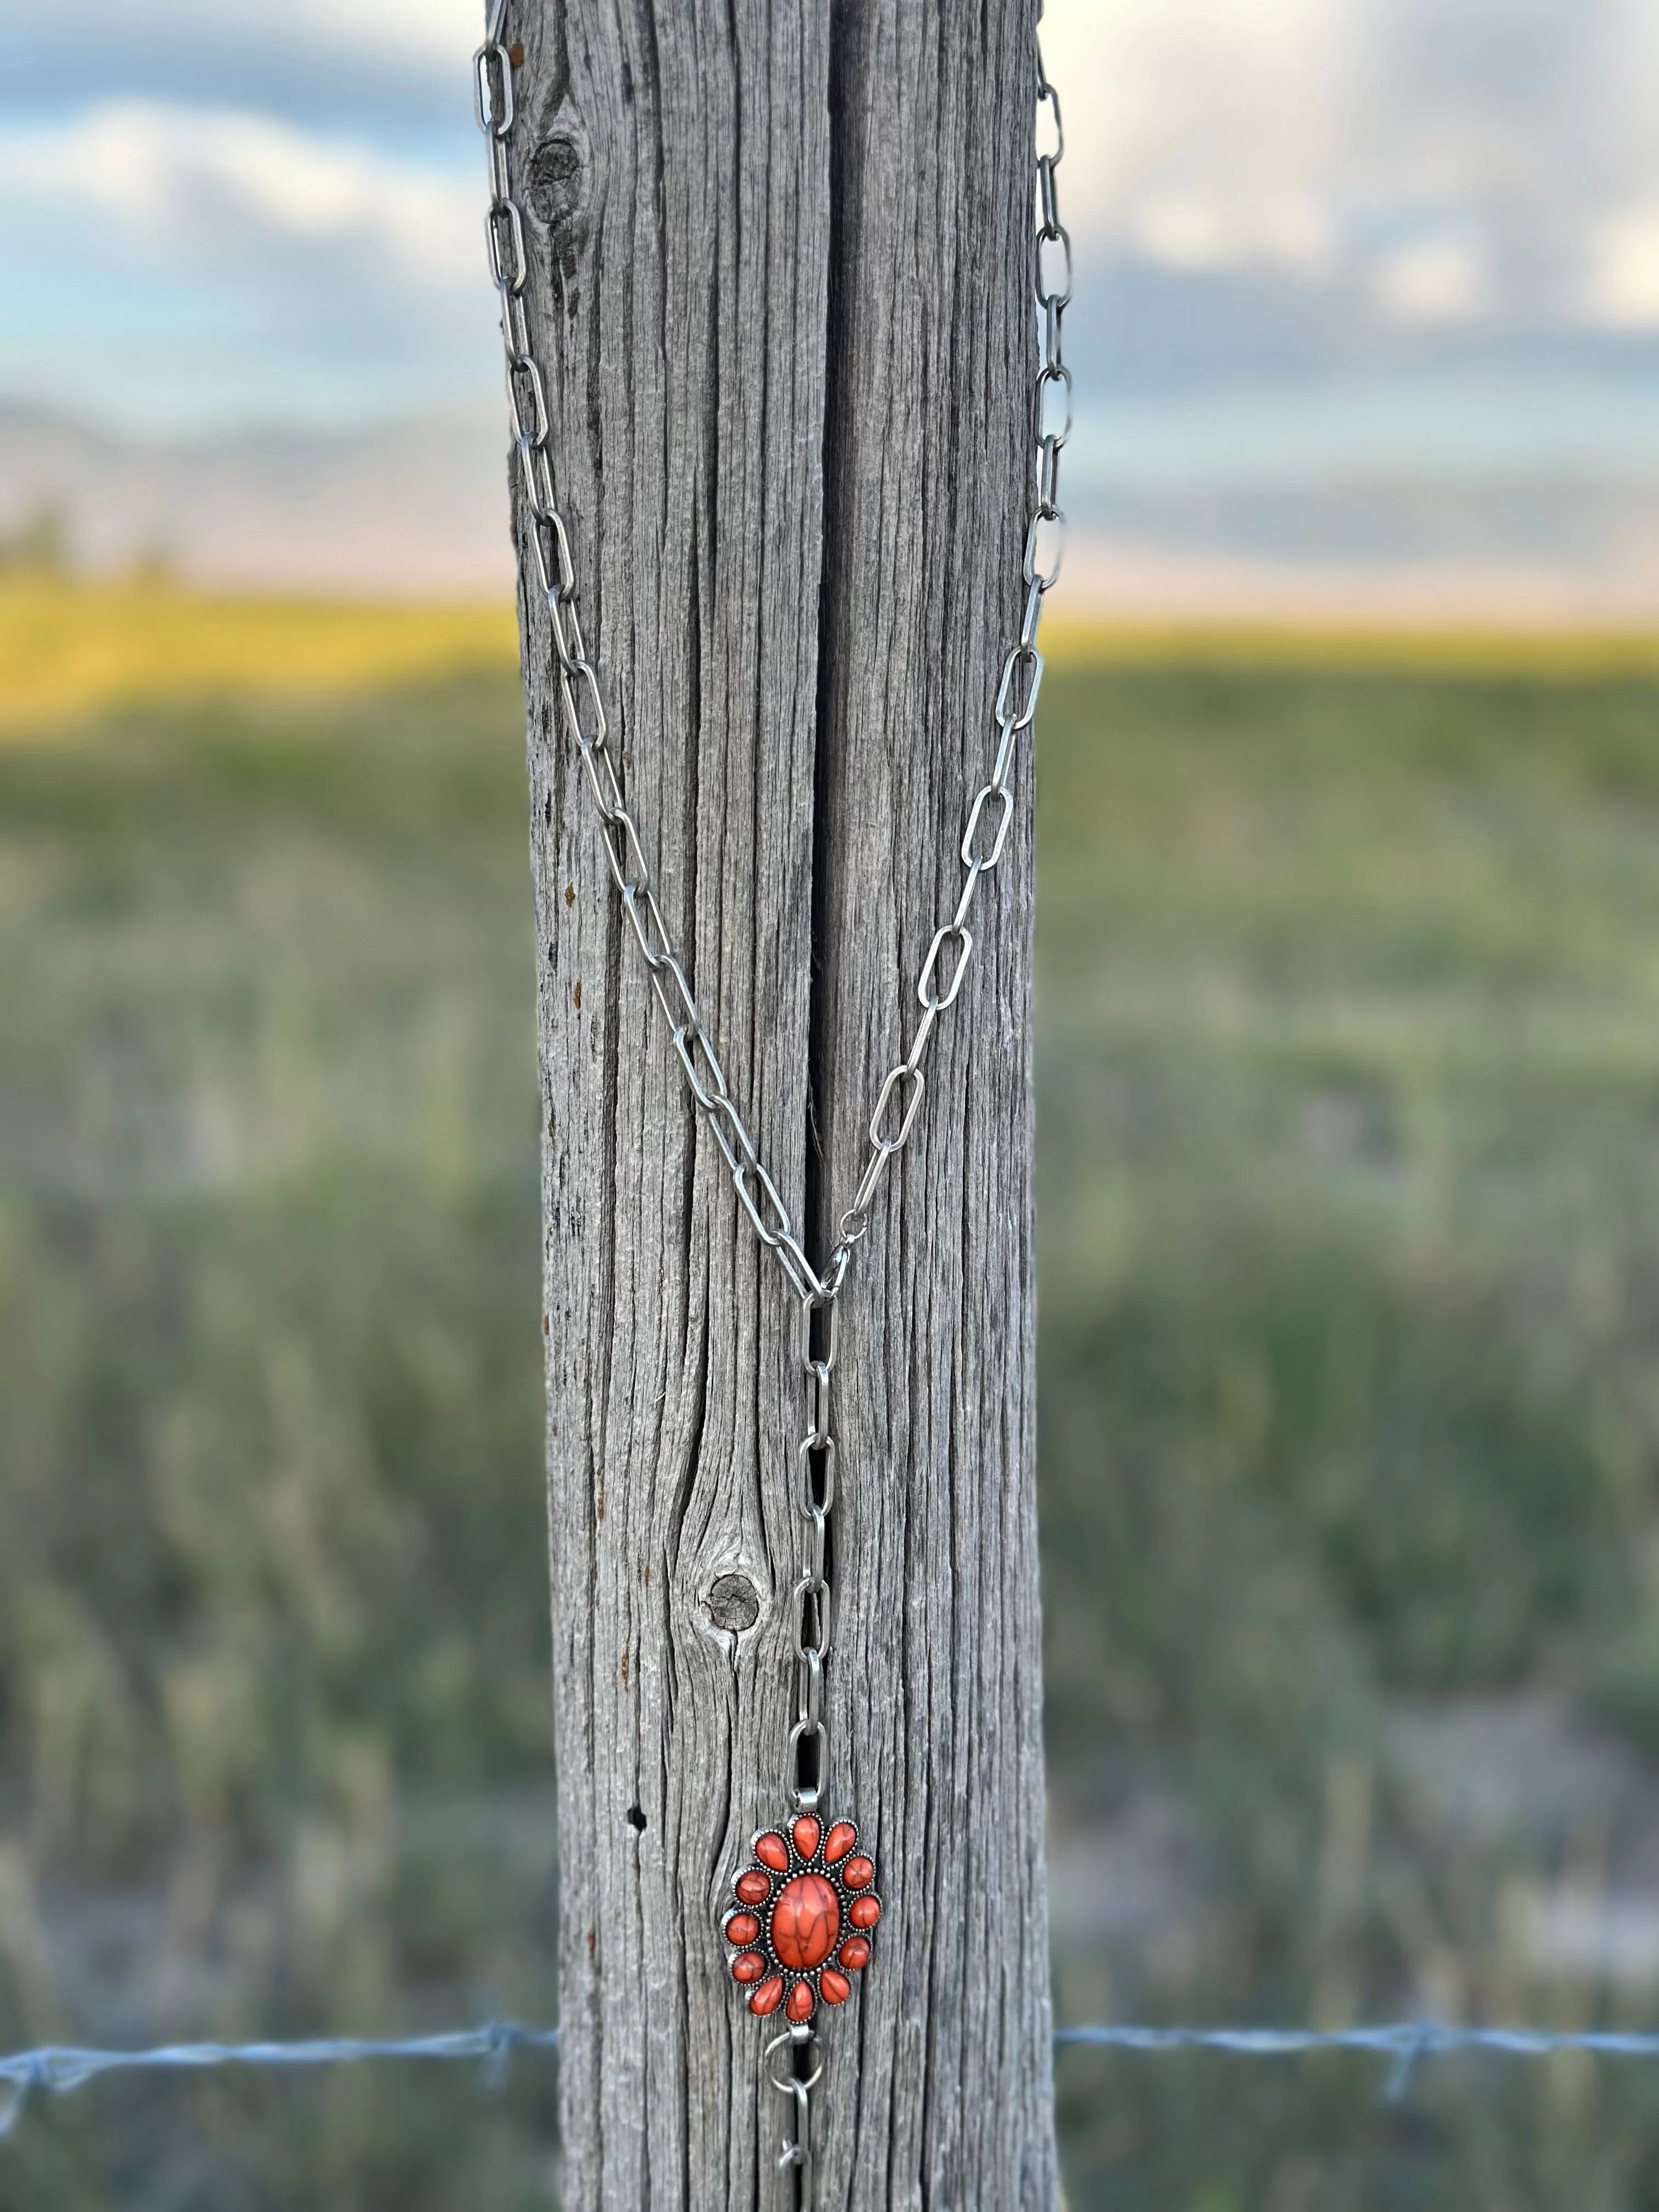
<box><xmin>1373</xmin><ymin>234</ymin><xmax>1491</xmax><ymax>326</ymax></box>
<box><xmin>0</xmin><ymin>101</ymin><xmax>478</xmax><ymax>292</ymax></box>
<box><xmin>1041</xmin><ymin>0</ymin><xmax>1659</xmax><ymax>345</ymax></box>
<box><xmin>0</xmin><ymin>102</ymin><xmax>495</xmax><ymax>431</ymax></box>
<box><xmin>1043</xmin><ymin>0</ymin><xmax>1342</xmax><ymax>280</ymax></box>
<box><xmin>1585</xmin><ymin>204</ymin><xmax>1659</xmax><ymax>330</ymax></box>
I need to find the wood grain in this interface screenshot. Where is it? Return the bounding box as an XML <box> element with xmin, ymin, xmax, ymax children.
<box><xmin>510</xmin><ymin>3</ymin><xmax>1056</xmax><ymax>2203</ymax></box>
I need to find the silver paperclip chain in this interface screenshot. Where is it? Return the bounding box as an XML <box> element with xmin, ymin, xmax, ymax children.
<box><xmin>474</xmin><ymin>0</ymin><xmax>1065</xmax><ymax>1316</ymax></box>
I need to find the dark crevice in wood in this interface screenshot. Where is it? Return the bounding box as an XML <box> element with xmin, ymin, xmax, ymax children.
<box><xmin>641</xmin><ymin>1</ymin><xmax>669</xmax><ymax>305</ymax></box>
<box><xmin>743</xmin><ymin>24</ymin><xmax>769</xmax><ymax>1181</ymax></box>
<box><xmin>804</xmin><ymin>10</ymin><xmax>853</xmax><ymax>1268</ymax></box>
<box><xmin>709</xmin><ymin>1691</ymin><xmax>735</xmax><ymax>1894</ymax></box>
<box><xmin>676</xmin><ymin>1847</ymin><xmax>691</xmax><ymax>2212</ymax></box>
<box><xmin>682</xmin><ymin>527</ymin><xmax>704</xmax><ymax>1283</ymax></box>
<box><xmin>698</xmin><ymin>84</ymin><xmax>722</xmax><ymax>1087</ymax></box>
<box><xmin>595</xmin><ymin>944</ymin><xmax>623</xmax><ymax>1497</ymax></box>
<box><xmin>669</xmin><ymin>1269</ymin><xmax>712</xmax><ymax>1578</ymax></box>
<box><xmin>634</xmin><ymin>1799</ymin><xmax>652</xmax><ymax>2212</ymax></box>
<box><xmin>541</xmin><ymin>6</ymin><xmax>573</xmax><ymax>118</ymax></box>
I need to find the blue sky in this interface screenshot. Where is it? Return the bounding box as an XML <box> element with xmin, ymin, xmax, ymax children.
<box><xmin>3</xmin><ymin>0</ymin><xmax>1657</xmax><ymax>598</ymax></box>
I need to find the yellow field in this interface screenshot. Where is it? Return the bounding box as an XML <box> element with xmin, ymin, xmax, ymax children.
<box><xmin>0</xmin><ymin>579</ymin><xmax>521</xmax><ymax>733</ymax></box>
<box><xmin>5</xmin><ymin>577</ymin><xmax>1659</xmax><ymax>736</ymax></box>
<box><xmin>1041</xmin><ymin>611</ymin><xmax>1659</xmax><ymax>680</ymax></box>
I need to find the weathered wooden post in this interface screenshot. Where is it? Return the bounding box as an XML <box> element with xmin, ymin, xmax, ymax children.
<box><xmin>487</xmin><ymin>1</ymin><xmax>1059</xmax><ymax>2203</ymax></box>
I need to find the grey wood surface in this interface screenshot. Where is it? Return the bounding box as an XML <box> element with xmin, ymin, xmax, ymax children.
<box><xmin>510</xmin><ymin>3</ymin><xmax>1057</xmax><ymax>2203</ymax></box>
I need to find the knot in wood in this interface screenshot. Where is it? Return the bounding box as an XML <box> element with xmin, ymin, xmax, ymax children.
<box><xmin>526</xmin><ymin>124</ymin><xmax>590</xmax><ymax>259</ymax></box>
<box><xmin>706</xmin><ymin>1571</ymin><xmax>761</xmax><ymax>1636</ymax></box>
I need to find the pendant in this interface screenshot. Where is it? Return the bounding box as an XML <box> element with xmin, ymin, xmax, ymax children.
<box><xmin>722</xmin><ymin>1814</ymin><xmax>881</xmax><ymax>2023</ymax></box>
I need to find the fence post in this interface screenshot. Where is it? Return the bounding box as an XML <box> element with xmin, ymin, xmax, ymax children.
<box><xmin>508</xmin><ymin>1</ymin><xmax>1057</xmax><ymax>2202</ymax></box>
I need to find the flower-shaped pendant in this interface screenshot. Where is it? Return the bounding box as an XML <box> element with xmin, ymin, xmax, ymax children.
<box><xmin>721</xmin><ymin>1813</ymin><xmax>880</xmax><ymax>2024</ymax></box>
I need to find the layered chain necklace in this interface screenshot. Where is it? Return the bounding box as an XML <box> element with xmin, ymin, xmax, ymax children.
<box><xmin>475</xmin><ymin>4</ymin><xmax>1069</xmax><ymax>2199</ymax></box>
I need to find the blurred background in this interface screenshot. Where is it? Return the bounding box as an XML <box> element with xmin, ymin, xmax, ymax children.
<box><xmin>5</xmin><ymin>2</ymin><xmax>1659</xmax><ymax>2206</ymax></box>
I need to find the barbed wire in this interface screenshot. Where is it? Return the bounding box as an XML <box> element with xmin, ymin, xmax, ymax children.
<box><xmin>1052</xmin><ymin>2021</ymin><xmax>1659</xmax><ymax>2101</ymax></box>
<box><xmin>0</xmin><ymin>2023</ymin><xmax>559</xmax><ymax>2138</ymax></box>
<box><xmin>8</xmin><ymin>2016</ymin><xmax>1659</xmax><ymax>2138</ymax></box>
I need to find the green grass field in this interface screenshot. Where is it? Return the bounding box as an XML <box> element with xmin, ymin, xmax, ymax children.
<box><xmin>8</xmin><ymin>612</ymin><xmax>1659</xmax><ymax>2203</ymax></box>
<box><xmin>1039</xmin><ymin>663</ymin><xmax>1659</xmax><ymax>2208</ymax></box>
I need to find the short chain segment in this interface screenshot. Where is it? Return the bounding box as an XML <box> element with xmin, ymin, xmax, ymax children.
<box><xmin>791</xmin><ymin>1295</ymin><xmax>837</xmax><ymax>1813</ymax></box>
<box><xmin>767</xmin><ymin>2024</ymin><xmax>823</xmax><ymax>2210</ymax></box>
<box><xmin>476</xmin><ymin>1</ymin><xmax>1065</xmax><ymax>2194</ymax></box>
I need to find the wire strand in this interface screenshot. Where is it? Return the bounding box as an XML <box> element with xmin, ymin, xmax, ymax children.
<box><xmin>8</xmin><ymin>2017</ymin><xmax>1659</xmax><ymax>2137</ymax></box>
<box><xmin>0</xmin><ymin>2024</ymin><xmax>560</xmax><ymax>2138</ymax></box>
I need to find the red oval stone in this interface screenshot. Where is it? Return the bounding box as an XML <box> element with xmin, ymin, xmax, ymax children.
<box><xmin>820</xmin><ymin>1968</ymin><xmax>851</xmax><ymax>2006</ymax></box>
<box><xmin>848</xmin><ymin>1893</ymin><xmax>881</xmax><ymax>1931</ymax></box>
<box><xmin>749</xmin><ymin>1975</ymin><xmax>784</xmax><ymax>2016</ymax></box>
<box><xmin>771</xmin><ymin>1874</ymin><xmax>840</xmax><ymax>1971</ymax></box>
<box><xmin>838</xmin><ymin>1936</ymin><xmax>871</xmax><ymax>1971</ymax></box>
<box><xmin>731</xmin><ymin>1950</ymin><xmax>765</xmax><ymax>1984</ymax></box>
<box><xmin>786</xmin><ymin>1979</ymin><xmax>816</xmax><ymax>2023</ymax></box>
<box><xmin>792</xmin><ymin>1815</ymin><xmax>821</xmax><ymax>1861</ymax></box>
<box><xmin>823</xmin><ymin>1821</ymin><xmax>857</xmax><ymax>1864</ymax></box>
<box><xmin>754</xmin><ymin>1832</ymin><xmax>790</xmax><ymax>1872</ymax></box>
<box><xmin>735</xmin><ymin>1870</ymin><xmax>771</xmax><ymax>1906</ymax></box>
<box><xmin>843</xmin><ymin>1855</ymin><xmax>874</xmax><ymax>1891</ymax></box>
<box><xmin>724</xmin><ymin>1911</ymin><xmax>760</xmax><ymax>1948</ymax></box>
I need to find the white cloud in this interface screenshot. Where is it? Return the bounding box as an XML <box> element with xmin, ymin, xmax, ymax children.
<box><xmin>1374</xmin><ymin>233</ymin><xmax>1491</xmax><ymax>326</ymax></box>
<box><xmin>1040</xmin><ymin>0</ymin><xmax>1659</xmax><ymax>337</ymax></box>
<box><xmin>1043</xmin><ymin>0</ymin><xmax>1344</xmax><ymax>278</ymax></box>
<box><xmin>1585</xmin><ymin>203</ymin><xmax>1659</xmax><ymax>330</ymax></box>
<box><xmin>0</xmin><ymin>100</ymin><xmax>497</xmax><ymax>432</ymax></box>
<box><xmin>0</xmin><ymin>101</ymin><xmax>478</xmax><ymax>294</ymax></box>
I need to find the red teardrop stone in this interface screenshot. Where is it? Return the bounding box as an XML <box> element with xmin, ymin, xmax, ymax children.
<box><xmin>838</xmin><ymin>1936</ymin><xmax>871</xmax><ymax>1971</ymax></box>
<box><xmin>848</xmin><ymin>1893</ymin><xmax>881</xmax><ymax>1931</ymax></box>
<box><xmin>735</xmin><ymin>1870</ymin><xmax>771</xmax><ymax>1906</ymax></box>
<box><xmin>771</xmin><ymin>1874</ymin><xmax>841</xmax><ymax>1971</ymax></box>
<box><xmin>820</xmin><ymin>1968</ymin><xmax>851</xmax><ymax>2006</ymax></box>
<box><xmin>724</xmin><ymin>1911</ymin><xmax>760</xmax><ymax>1948</ymax></box>
<box><xmin>843</xmin><ymin>1855</ymin><xmax>874</xmax><ymax>1890</ymax></box>
<box><xmin>786</xmin><ymin>1979</ymin><xmax>816</xmax><ymax>2022</ymax></box>
<box><xmin>792</xmin><ymin>1815</ymin><xmax>821</xmax><ymax>1861</ymax></box>
<box><xmin>755</xmin><ymin>1832</ymin><xmax>790</xmax><ymax>1872</ymax></box>
<box><xmin>749</xmin><ymin>1976</ymin><xmax>784</xmax><ymax>2016</ymax></box>
<box><xmin>823</xmin><ymin>1821</ymin><xmax>857</xmax><ymax>1864</ymax></box>
<box><xmin>731</xmin><ymin>1951</ymin><xmax>765</xmax><ymax>1984</ymax></box>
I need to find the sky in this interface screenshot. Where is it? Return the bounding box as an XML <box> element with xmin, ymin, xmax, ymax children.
<box><xmin>1046</xmin><ymin>1</ymin><xmax>1659</xmax><ymax>469</ymax></box>
<box><xmin>3</xmin><ymin>0</ymin><xmax>1658</xmax><ymax>609</ymax></box>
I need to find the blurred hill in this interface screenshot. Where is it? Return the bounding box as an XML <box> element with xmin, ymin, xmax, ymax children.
<box><xmin>0</xmin><ymin>404</ymin><xmax>513</xmax><ymax>599</ymax></box>
<box><xmin>8</xmin><ymin>400</ymin><xmax>1659</xmax><ymax>624</ymax></box>
<box><xmin>1071</xmin><ymin>476</ymin><xmax>1659</xmax><ymax>628</ymax></box>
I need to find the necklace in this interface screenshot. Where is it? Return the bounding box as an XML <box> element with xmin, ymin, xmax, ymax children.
<box><xmin>475</xmin><ymin>5</ymin><xmax>1069</xmax><ymax>2198</ymax></box>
